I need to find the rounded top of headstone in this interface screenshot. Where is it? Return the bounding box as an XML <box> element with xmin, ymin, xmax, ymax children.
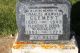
<box><xmin>18</xmin><ymin>0</ymin><xmax>70</xmax><ymax>4</ymax></box>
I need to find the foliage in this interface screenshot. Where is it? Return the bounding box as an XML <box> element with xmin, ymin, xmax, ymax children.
<box><xmin>70</xmin><ymin>0</ymin><xmax>79</xmax><ymax>5</ymax></box>
<box><xmin>0</xmin><ymin>0</ymin><xmax>17</xmax><ymax>36</ymax></box>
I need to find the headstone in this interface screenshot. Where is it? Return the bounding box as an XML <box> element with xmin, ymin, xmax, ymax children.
<box><xmin>16</xmin><ymin>0</ymin><xmax>71</xmax><ymax>44</ymax></box>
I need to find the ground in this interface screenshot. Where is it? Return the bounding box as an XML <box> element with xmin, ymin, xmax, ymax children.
<box><xmin>0</xmin><ymin>36</ymin><xmax>14</xmax><ymax>53</ymax></box>
<box><xmin>0</xmin><ymin>36</ymin><xmax>78</xmax><ymax>53</ymax></box>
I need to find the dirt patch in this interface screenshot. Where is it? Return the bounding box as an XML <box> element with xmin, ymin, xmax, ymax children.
<box><xmin>0</xmin><ymin>36</ymin><xmax>15</xmax><ymax>53</ymax></box>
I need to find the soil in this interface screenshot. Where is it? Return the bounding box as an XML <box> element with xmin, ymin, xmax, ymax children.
<box><xmin>0</xmin><ymin>36</ymin><xmax>15</xmax><ymax>53</ymax></box>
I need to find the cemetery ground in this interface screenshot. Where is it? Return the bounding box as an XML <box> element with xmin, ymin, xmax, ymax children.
<box><xmin>0</xmin><ymin>36</ymin><xmax>78</xmax><ymax>53</ymax></box>
<box><xmin>0</xmin><ymin>36</ymin><xmax>14</xmax><ymax>53</ymax></box>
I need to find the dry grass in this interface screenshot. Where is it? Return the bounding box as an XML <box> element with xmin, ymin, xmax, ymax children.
<box><xmin>0</xmin><ymin>36</ymin><xmax>15</xmax><ymax>53</ymax></box>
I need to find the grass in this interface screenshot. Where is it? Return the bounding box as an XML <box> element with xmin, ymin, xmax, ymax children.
<box><xmin>0</xmin><ymin>0</ymin><xmax>17</xmax><ymax>36</ymax></box>
<box><xmin>70</xmin><ymin>0</ymin><xmax>79</xmax><ymax>5</ymax></box>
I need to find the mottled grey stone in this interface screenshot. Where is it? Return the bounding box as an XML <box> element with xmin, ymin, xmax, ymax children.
<box><xmin>16</xmin><ymin>0</ymin><xmax>71</xmax><ymax>43</ymax></box>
